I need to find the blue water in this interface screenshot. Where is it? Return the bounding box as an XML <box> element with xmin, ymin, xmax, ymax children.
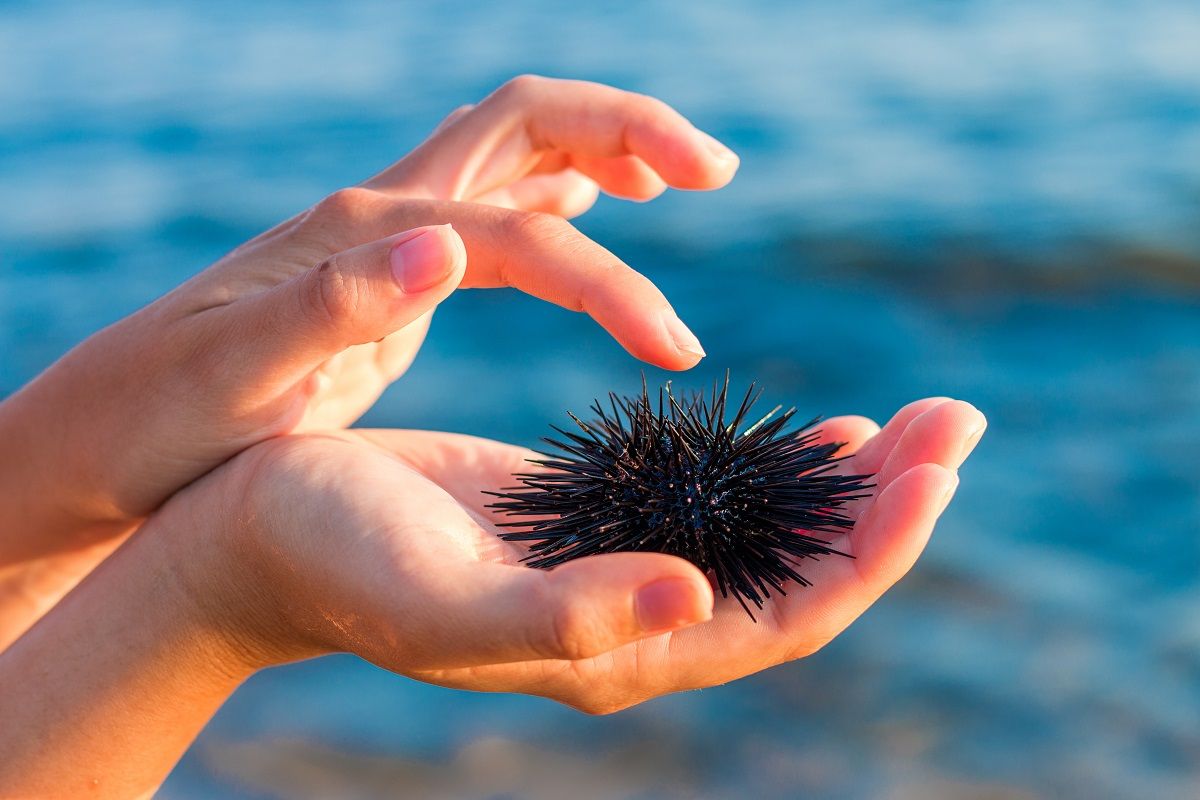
<box><xmin>3</xmin><ymin>1</ymin><xmax>1199</xmax><ymax>797</ymax></box>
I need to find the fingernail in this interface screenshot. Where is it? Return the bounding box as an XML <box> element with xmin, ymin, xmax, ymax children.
<box><xmin>390</xmin><ymin>225</ymin><xmax>454</xmax><ymax>293</ymax></box>
<box><xmin>938</xmin><ymin>473</ymin><xmax>960</xmax><ymax>513</ymax></box>
<box><xmin>635</xmin><ymin>578</ymin><xmax>712</xmax><ymax>634</ymax></box>
<box><xmin>960</xmin><ymin>422</ymin><xmax>986</xmax><ymax>460</ymax></box>
<box><xmin>696</xmin><ymin>130</ymin><xmax>738</xmax><ymax>163</ymax></box>
<box><xmin>662</xmin><ymin>311</ymin><xmax>706</xmax><ymax>360</ymax></box>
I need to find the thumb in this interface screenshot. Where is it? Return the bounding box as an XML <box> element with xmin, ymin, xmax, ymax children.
<box><xmin>233</xmin><ymin>224</ymin><xmax>466</xmax><ymax>374</ymax></box>
<box><xmin>402</xmin><ymin>552</ymin><xmax>715</xmax><ymax>670</ymax></box>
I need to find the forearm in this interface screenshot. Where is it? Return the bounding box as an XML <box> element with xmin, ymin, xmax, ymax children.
<box><xmin>0</xmin><ymin>380</ymin><xmax>141</xmax><ymax>648</ymax></box>
<box><xmin>0</xmin><ymin>535</ymin><xmax>131</xmax><ymax>650</ymax></box>
<box><xmin>0</xmin><ymin>507</ymin><xmax>257</xmax><ymax>798</ymax></box>
<box><xmin>0</xmin><ymin>348</ymin><xmax>139</xmax><ymax>549</ymax></box>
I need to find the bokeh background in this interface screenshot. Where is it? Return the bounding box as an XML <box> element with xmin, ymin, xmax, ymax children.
<box><xmin>3</xmin><ymin>1</ymin><xmax>1199</xmax><ymax>797</ymax></box>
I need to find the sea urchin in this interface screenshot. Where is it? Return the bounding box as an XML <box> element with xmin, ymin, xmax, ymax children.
<box><xmin>487</xmin><ymin>377</ymin><xmax>874</xmax><ymax>619</ymax></box>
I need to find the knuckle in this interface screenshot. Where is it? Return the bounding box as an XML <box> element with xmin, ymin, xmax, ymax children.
<box><xmin>497</xmin><ymin>73</ymin><xmax>547</xmax><ymax>100</ymax></box>
<box><xmin>312</xmin><ymin>186</ymin><xmax>382</xmax><ymax>226</ymax></box>
<box><xmin>573</xmin><ymin>262</ymin><xmax>644</xmax><ymax>318</ymax></box>
<box><xmin>625</xmin><ymin>89</ymin><xmax>671</xmax><ymax>117</ymax></box>
<box><xmin>300</xmin><ymin>256</ymin><xmax>359</xmax><ymax>326</ymax></box>
<box><xmin>503</xmin><ymin>209</ymin><xmax>570</xmax><ymax>244</ymax></box>
<box><xmin>546</xmin><ymin>597</ymin><xmax>610</xmax><ymax>661</ymax></box>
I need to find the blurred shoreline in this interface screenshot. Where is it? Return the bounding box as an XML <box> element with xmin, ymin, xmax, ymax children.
<box><xmin>2</xmin><ymin>2</ymin><xmax>1197</xmax><ymax>798</ymax></box>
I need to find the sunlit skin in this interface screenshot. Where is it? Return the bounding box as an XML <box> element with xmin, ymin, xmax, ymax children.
<box><xmin>0</xmin><ymin>77</ymin><xmax>987</xmax><ymax>798</ymax></box>
<box><xmin>0</xmin><ymin>76</ymin><xmax>736</xmax><ymax>645</ymax></box>
<box><xmin>0</xmin><ymin>399</ymin><xmax>983</xmax><ymax>797</ymax></box>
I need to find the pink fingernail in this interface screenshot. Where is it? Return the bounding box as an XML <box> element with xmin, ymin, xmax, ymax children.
<box><xmin>662</xmin><ymin>311</ymin><xmax>706</xmax><ymax>360</ymax></box>
<box><xmin>635</xmin><ymin>578</ymin><xmax>711</xmax><ymax>633</ymax></box>
<box><xmin>960</xmin><ymin>423</ymin><xmax>986</xmax><ymax>460</ymax></box>
<box><xmin>390</xmin><ymin>225</ymin><xmax>454</xmax><ymax>293</ymax></box>
<box><xmin>939</xmin><ymin>474</ymin><xmax>960</xmax><ymax>513</ymax></box>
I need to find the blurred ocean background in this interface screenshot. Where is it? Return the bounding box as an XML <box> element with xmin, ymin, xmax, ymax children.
<box><xmin>2</xmin><ymin>1</ymin><xmax>1199</xmax><ymax>797</ymax></box>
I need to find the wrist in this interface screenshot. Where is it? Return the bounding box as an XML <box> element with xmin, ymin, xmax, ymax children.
<box><xmin>0</xmin><ymin>498</ymin><xmax>254</xmax><ymax>795</ymax></box>
<box><xmin>156</xmin><ymin>449</ymin><xmax>332</xmax><ymax>674</ymax></box>
<box><xmin>0</xmin><ymin>361</ymin><xmax>134</xmax><ymax>546</ymax></box>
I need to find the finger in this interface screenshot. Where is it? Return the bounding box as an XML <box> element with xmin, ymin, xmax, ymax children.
<box><xmin>808</xmin><ymin>415</ymin><xmax>881</xmax><ymax>458</ymax></box>
<box><xmin>850</xmin><ymin>397</ymin><xmax>955</xmax><ymax>474</ymax></box>
<box><xmin>343</xmin><ymin>198</ymin><xmax>706</xmax><ymax>369</ymax></box>
<box><xmin>369</xmin><ymin>75</ymin><xmax>738</xmax><ymax>198</ymax></box>
<box><xmin>409</xmin><ymin>459</ymin><xmax>962</xmax><ymax>708</ymax></box>
<box><xmin>410</xmin><ymin>463</ymin><xmax>961</xmax><ymax>709</ymax></box>
<box><xmin>568</xmin><ymin>154</ymin><xmax>668</xmax><ymax>202</ymax></box>
<box><xmin>528</xmin><ymin>150</ymin><xmax>571</xmax><ymax>175</ymax></box>
<box><xmin>455</xmin><ymin>206</ymin><xmax>705</xmax><ymax>369</ymax></box>
<box><xmin>405</xmin><ymin>552</ymin><xmax>714</xmax><ymax>669</ymax></box>
<box><xmin>671</xmin><ymin>461</ymin><xmax>959</xmax><ymax>687</ymax></box>
<box><xmin>873</xmin><ymin>400</ymin><xmax>986</xmax><ymax>491</ymax></box>
<box><xmin>221</xmin><ymin>224</ymin><xmax>466</xmax><ymax>381</ymax></box>
<box><xmin>474</xmin><ymin>169</ymin><xmax>601</xmax><ymax>218</ymax></box>
<box><xmin>354</xmin><ymin>428</ymin><xmax>539</xmax><ymax>513</ymax></box>
<box><xmin>847</xmin><ymin>462</ymin><xmax>958</xmax><ymax>593</ymax></box>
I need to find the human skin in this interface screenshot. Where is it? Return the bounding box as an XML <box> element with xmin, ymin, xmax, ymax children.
<box><xmin>0</xmin><ymin>76</ymin><xmax>739</xmax><ymax>646</ymax></box>
<box><xmin>0</xmin><ymin>397</ymin><xmax>985</xmax><ymax>798</ymax></box>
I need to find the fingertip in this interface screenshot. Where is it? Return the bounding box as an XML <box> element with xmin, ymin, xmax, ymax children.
<box><xmin>917</xmin><ymin>399</ymin><xmax>986</xmax><ymax>463</ymax></box>
<box><xmin>853</xmin><ymin>396</ymin><xmax>957</xmax><ymax>473</ymax></box>
<box><xmin>605</xmin><ymin>307</ymin><xmax>706</xmax><ymax>371</ymax></box>
<box><xmin>562</xmin><ymin>178</ymin><xmax>602</xmax><ymax>217</ymax></box>
<box><xmin>894</xmin><ymin>396</ymin><xmax>956</xmax><ymax>423</ymax></box>
<box><xmin>686</xmin><ymin>129</ymin><xmax>740</xmax><ymax>189</ymax></box>
<box><xmin>659</xmin><ymin>351</ymin><xmax>705</xmax><ymax>371</ymax></box>
<box><xmin>608</xmin><ymin>181</ymin><xmax>669</xmax><ymax>203</ymax></box>
<box><xmin>957</xmin><ymin>403</ymin><xmax>988</xmax><ymax>461</ymax></box>
<box><xmin>814</xmin><ymin>415</ymin><xmax>882</xmax><ymax>456</ymax></box>
<box><xmin>573</xmin><ymin>154</ymin><xmax>670</xmax><ymax>201</ymax></box>
<box><xmin>628</xmin><ymin>119</ymin><xmax>738</xmax><ymax>190</ymax></box>
<box><xmin>873</xmin><ymin>400</ymin><xmax>984</xmax><ymax>489</ymax></box>
<box><xmin>545</xmin><ymin>552</ymin><xmax>712</xmax><ymax>654</ymax></box>
<box><xmin>635</xmin><ymin>575</ymin><xmax>714</xmax><ymax>634</ymax></box>
<box><xmin>475</xmin><ymin>170</ymin><xmax>601</xmax><ymax>218</ymax></box>
<box><xmin>660</xmin><ymin>310</ymin><xmax>706</xmax><ymax>365</ymax></box>
<box><xmin>437</xmin><ymin>222</ymin><xmax>469</xmax><ymax>278</ymax></box>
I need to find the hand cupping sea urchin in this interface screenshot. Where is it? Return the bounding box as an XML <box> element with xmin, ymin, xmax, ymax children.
<box><xmin>487</xmin><ymin>377</ymin><xmax>875</xmax><ymax>620</ymax></box>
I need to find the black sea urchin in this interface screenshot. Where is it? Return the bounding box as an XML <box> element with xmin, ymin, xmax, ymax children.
<box><xmin>487</xmin><ymin>377</ymin><xmax>874</xmax><ymax>620</ymax></box>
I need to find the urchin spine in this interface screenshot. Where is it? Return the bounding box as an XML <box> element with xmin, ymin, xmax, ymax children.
<box><xmin>487</xmin><ymin>377</ymin><xmax>873</xmax><ymax>620</ymax></box>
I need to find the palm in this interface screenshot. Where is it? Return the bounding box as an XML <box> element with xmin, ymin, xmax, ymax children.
<box><xmin>293</xmin><ymin>325</ymin><xmax>432</xmax><ymax>430</ymax></box>
<box><xmin>262</xmin><ymin>396</ymin><xmax>982</xmax><ymax>713</ymax></box>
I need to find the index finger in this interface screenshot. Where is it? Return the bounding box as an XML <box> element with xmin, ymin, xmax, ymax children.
<box><xmin>338</xmin><ymin>194</ymin><xmax>707</xmax><ymax>370</ymax></box>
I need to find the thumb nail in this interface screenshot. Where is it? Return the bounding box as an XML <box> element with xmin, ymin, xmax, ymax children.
<box><xmin>390</xmin><ymin>225</ymin><xmax>455</xmax><ymax>293</ymax></box>
<box><xmin>635</xmin><ymin>577</ymin><xmax>712</xmax><ymax>634</ymax></box>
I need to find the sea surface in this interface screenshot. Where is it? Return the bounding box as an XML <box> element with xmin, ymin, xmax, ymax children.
<box><xmin>2</xmin><ymin>1</ymin><xmax>1198</xmax><ymax>798</ymax></box>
